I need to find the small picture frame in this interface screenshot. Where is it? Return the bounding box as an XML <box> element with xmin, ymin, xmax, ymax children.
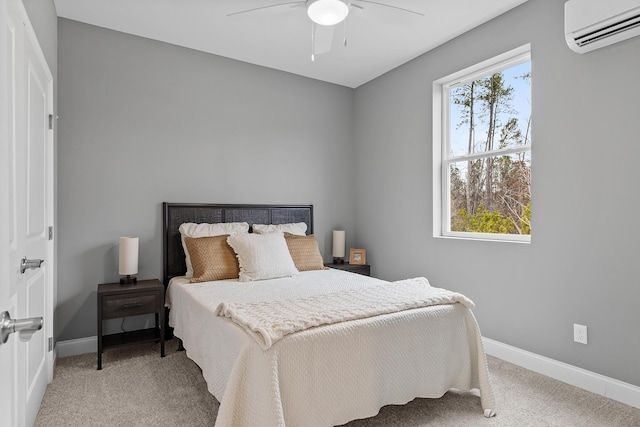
<box><xmin>349</xmin><ymin>248</ymin><xmax>366</xmax><ymax>265</ymax></box>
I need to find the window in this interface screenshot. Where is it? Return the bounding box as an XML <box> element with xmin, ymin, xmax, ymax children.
<box><xmin>433</xmin><ymin>45</ymin><xmax>531</xmax><ymax>242</ymax></box>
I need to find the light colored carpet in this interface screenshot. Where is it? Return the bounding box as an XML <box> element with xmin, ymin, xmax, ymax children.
<box><xmin>35</xmin><ymin>339</ymin><xmax>640</xmax><ymax>426</ymax></box>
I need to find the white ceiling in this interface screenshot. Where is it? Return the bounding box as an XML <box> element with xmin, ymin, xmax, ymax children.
<box><xmin>53</xmin><ymin>0</ymin><xmax>527</xmax><ymax>88</ymax></box>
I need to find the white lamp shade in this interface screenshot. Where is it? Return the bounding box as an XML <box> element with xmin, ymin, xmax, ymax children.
<box><xmin>332</xmin><ymin>230</ymin><xmax>345</xmax><ymax>258</ymax></box>
<box><xmin>119</xmin><ymin>237</ymin><xmax>139</xmax><ymax>275</ymax></box>
<box><xmin>307</xmin><ymin>0</ymin><xmax>349</xmax><ymax>26</ymax></box>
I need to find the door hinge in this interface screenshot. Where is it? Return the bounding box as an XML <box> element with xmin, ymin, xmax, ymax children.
<box><xmin>48</xmin><ymin>114</ymin><xmax>53</xmax><ymax>130</ymax></box>
<box><xmin>48</xmin><ymin>226</ymin><xmax>53</xmax><ymax>240</ymax></box>
<box><xmin>48</xmin><ymin>337</ymin><xmax>54</xmax><ymax>352</ymax></box>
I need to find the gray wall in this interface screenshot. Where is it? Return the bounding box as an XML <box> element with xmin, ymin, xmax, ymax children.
<box><xmin>57</xmin><ymin>19</ymin><xmax>356</xmax><ymax>341</ymax></box>
<box><xmin>354</xmin><ymin>0</ymin><xmax>640</xmax><ymax>386</ymax></box>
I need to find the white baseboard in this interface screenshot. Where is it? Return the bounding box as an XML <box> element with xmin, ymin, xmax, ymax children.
<box><xmin>56</xmin><ymin>336</ymin><xmax>97</xmax><ymax>358</ymax></box>
<box><xmin>483</xmin><ymin>337</ymin><xmax>640</xmax><ymax>410</ymax></box>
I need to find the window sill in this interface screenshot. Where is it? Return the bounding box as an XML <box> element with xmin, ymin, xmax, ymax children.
<box><xmin>435</xmin><ymin>234</ymin><xmax>531</xmax><ymax>244</ymax></box>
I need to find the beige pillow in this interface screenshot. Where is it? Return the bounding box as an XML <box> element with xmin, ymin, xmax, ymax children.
<box><xmin>184</xmin><ymin>235</ymin><xmax>239</xmax><ymax>282</ymax></box>
<box><xmin>179</xmin><ymin>222</ymin><xmax>249</xmax><ymax>278</ymax></box>
<box><xmin>226</xmin><ymin>232</ymin><xmax>299</xmax><ymax>282</ymax></box>
<box><xmin>284</xmin><ymin>233</ymin><xmax>326</xmax><ymax>271</ymax></box>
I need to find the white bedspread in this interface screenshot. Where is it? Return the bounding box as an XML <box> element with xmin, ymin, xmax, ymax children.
<box><xmin>168</xmin><ymin>269</ymin><xmax>495</xmax><ymax>427</ymax></box>
<box><xmin>215</xmin><ymin>277</ymin><xmax>474</xmax><ymax>350</ymax></box>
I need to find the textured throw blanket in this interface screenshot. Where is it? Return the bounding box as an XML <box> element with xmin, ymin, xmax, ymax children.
<box><xmin>215</xmin><ymin>277</ymin><xmax>474</xmax><ymax>350</ymax></box>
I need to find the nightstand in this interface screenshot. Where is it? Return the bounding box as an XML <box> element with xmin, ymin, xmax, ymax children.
<box><xmin>324</xmin><ymin>263</ymin><xmax>371</xmax><ymax>276</ymax></box>
<box><xmin>97</xmin><ymin>279</ymin><xmax>165</xmax><ymax>370</ymax></box>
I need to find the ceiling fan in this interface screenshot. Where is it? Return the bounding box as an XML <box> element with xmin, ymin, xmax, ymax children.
<box><xmin>228</xmin><ymin>0</ymin><xmax>424</xmax><ymax>61</ymax></box>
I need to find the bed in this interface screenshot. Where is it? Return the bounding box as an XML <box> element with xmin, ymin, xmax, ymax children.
<box><xmin>162</xmin><ymin>202</ymin><xmax>496</xmax><ymax>427</ymax></box>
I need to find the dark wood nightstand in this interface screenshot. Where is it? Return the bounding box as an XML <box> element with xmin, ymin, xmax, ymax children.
<box><xmin>324</xmin><ymin>263</ymin><xmax>371</xmax><ymax>276</ymax></box>
<box><xmin>97</xmin><ymin>279</ymin><xmax>165</xmax><ymax>370</ymax></box>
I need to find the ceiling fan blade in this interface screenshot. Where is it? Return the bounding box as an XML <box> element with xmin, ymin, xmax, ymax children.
<box><xmin>353</xmin><ymin>0</ymin><xmax>424</xmax><ymax>27</ymax></box>
<box><xmin>314</xmin><ymin>23</ymin><xmax>334</xmax><ymax>55</ymax></box>
<box><xmin>228</xmin><ymin>1</ymin><xmax>305</xmax><ymax>20</ymax></box>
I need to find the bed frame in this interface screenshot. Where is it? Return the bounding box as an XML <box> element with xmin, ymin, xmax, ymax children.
<box><xmin>162</xmin><ymin>203</ymin><xmax>314</xmax><ymax>342</ymax></box>
<box><xmin>162</xmin><ymin>202</ymin><xmax>314</xmax><ymax>285</ymax></box>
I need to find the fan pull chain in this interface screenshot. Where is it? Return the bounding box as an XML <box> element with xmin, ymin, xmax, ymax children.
<box><xmin>343</xmin><ymin>17</ymin><xmax>348</xmax><ymax>47</ymax></box>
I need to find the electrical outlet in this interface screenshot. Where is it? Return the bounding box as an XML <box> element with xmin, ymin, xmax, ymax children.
<box><xmin>574</xmin><ymin>323</ymin><xmax>588</xmax><ymax>344</ymax></box>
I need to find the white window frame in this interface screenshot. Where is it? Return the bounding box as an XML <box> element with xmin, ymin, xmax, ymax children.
<box><xmin>433</xmin><ymin>44</ymin><xmax>531</xmax><ymax>243</ymax></box>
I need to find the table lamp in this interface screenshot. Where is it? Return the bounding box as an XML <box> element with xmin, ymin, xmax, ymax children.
<box><xmin>119</xmin><ymin>236</ymin><xmax>138</xmax><ymax>284</ymax></box>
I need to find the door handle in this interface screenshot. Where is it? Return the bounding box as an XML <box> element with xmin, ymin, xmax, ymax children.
<box><xmin>21</xmin><ymin>257</ymin><xmax>44</xmax><ymax>274</ymax></box>
<box><xmin>0</xmin><ymin>311</ymin><xmax>43</xmax><ymax>345</ymax></box>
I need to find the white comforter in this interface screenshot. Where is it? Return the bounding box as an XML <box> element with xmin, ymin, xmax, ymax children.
<box><xmin>168</xmin><ymin>269</ymin><xmax>495</xmax><ymax>427</ymax></box>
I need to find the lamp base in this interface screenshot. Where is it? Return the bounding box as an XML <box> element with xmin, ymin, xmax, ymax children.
<box><xmin>333</xmin><ymin>257</ymin><xmax>345</xmax><ymax>264</ymax></box>
<box><xmin>119</xmin><ymin>275</ymin><xmax>137</xmax><ymax>285</ymax></box>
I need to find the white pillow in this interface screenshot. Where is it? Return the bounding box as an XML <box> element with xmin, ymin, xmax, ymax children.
<box><xmin>179</xmin><ymin>222</ymin><xmax>250</xmax><ymax>278</ymax></box>
<box><xmin>252</xmin><ymin>222</ymin><xmax>307</xmax><ymax>236</ymax></box>
<box><xmin>226</xmin><ymin>232</ymin><xmax>299</xmax><ymax>282</ymax></box>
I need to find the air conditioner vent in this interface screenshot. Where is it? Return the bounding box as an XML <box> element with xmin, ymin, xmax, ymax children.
<box><xmin>575</xmin><ymin>13</ymin><xmax>640</xmax><ymax>47</ymax></box>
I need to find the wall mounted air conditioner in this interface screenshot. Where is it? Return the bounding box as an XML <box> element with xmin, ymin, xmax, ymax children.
<box><xmin>565</xmin><ymin>0</ymin><xmax>640</xmax><ymax>53</ymax></box>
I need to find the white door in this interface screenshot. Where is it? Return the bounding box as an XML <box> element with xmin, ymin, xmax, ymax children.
<box><xmin>0</xmin><ymin>1</ymin><xmax>18</xmax><ymax>423</ymax></box>
<box><xmin>1</xmin><ymin>0</ymin><xmax>54</xmax><ymax>425</ymax></box>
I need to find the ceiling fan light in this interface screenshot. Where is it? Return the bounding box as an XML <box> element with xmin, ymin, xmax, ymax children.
<box><xmin>307</xmin><ymin>0</ymin><xmax>349</xmax><ymax>26</ymax></box>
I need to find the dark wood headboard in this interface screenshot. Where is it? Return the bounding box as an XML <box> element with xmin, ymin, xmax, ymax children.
<box><xmin>162</xmin><ymin>203</ymin><xmax>314</xmax><ymax>285</ymax></box>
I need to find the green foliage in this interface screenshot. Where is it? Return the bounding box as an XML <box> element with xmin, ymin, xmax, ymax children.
<box><xmin>453</xmin><ymin>205</ymin><xmax>514</xmax><ymax>234</ymax></box>
<box><xmin>452</xmin><ymin>203</ymin><xmax>531</xmax><ymax>235</ymax></box>
<box><xmin>520</xmin><ymin>203</ymin><xmax>531</xmax><ymax>235</ymax></box>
